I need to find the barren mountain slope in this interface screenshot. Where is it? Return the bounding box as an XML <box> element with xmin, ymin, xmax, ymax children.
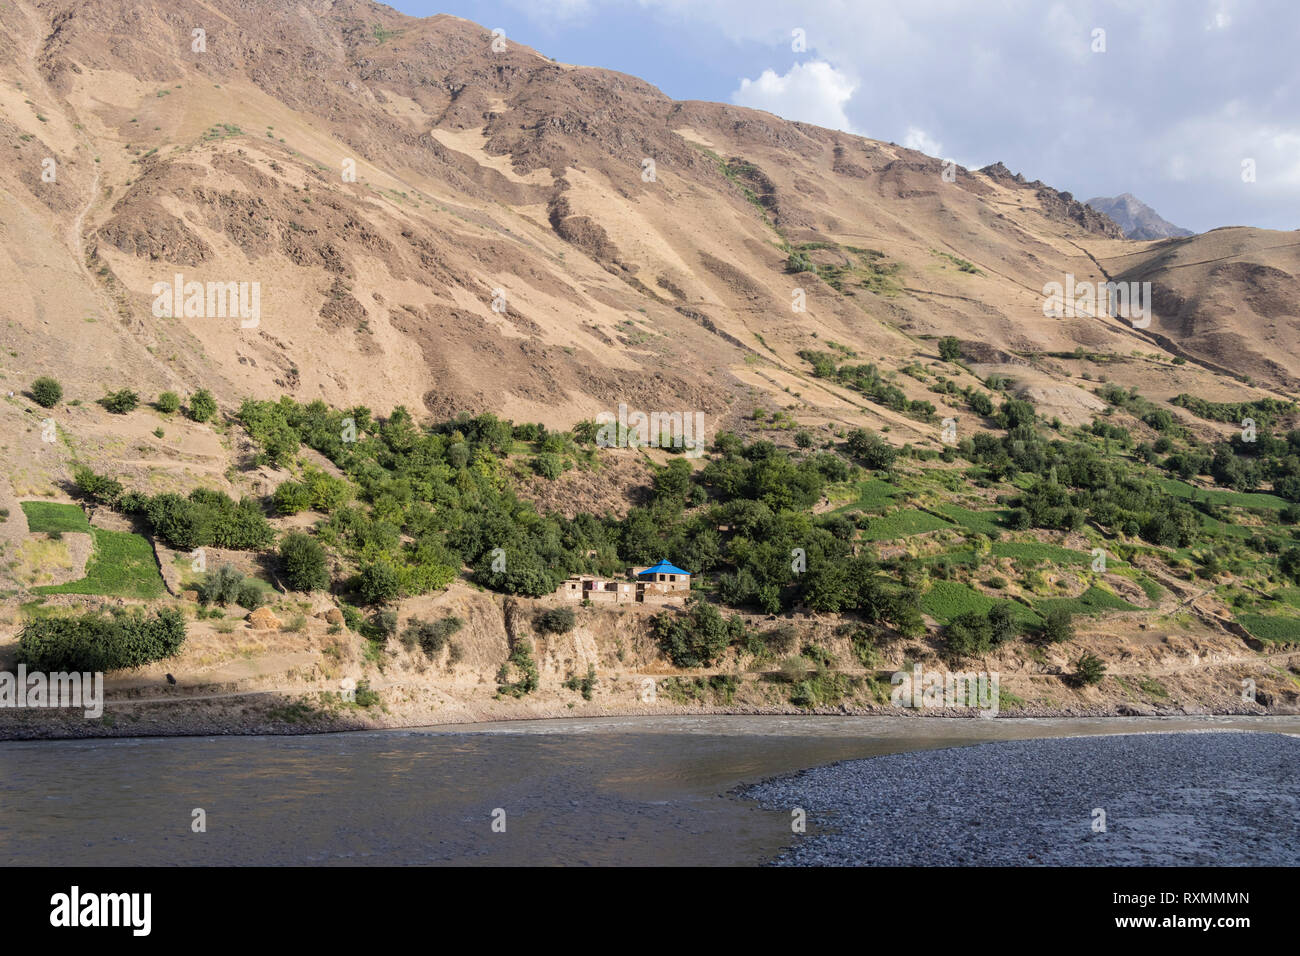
<box><xmin>1</xmin><ymin>0</ymin><xmax>1294</xmax><ymax>453</ymax></box>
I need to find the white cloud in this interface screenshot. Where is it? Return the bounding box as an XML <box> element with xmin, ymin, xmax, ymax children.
<box><xmin>731</xmin><ymin>61</ymin><xmax>858</xmax><ymax>133</ymax></box>
<box><xmin>903</xmin><ymin>126</ymin><xmax>943</xmax><ymax>157</ymax></box>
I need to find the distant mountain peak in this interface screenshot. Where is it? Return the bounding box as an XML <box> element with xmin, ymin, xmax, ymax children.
<box><xmin>1084</xmin><ymin>194</ymin><xmax>1194</xmax><ymax>240</ymax></box>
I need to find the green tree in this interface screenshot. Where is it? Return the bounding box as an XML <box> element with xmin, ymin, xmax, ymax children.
<box><xmin>188</xmin><ymin>389</ymin><xmax>217</xmax><ymax>423</ymax></box>
<box><xmin>1075</xmin><ymin>651</ymin><xmax>1106</xmax><ymax>685</ymax></box>
<box><xmin>938</xmin><ymin>336</ymin><xmax>962</xmax><ymax>362</ymax></box>
<box><xmin>280</xmin><ymin>532</ymin><xmax>330</xmax><ymax>592</ymax></box>
<box><xmin>31</xmin><ymin>377</ymin><xmax>62</xmax><ymax>408</ymax></box>
<box><xmin>101</xmin><ymin>389</ymin><xmax>139</xmax><ymax>414</ymax></box>
<box><xmin>652</xmin><ymin>601</ymin><xmax>744</xmax><ymax>668</ymax></box>
<box><xmin>535</xmin><ymin>607</ymin><xmax>576</xmax><ymax>634</ymax></box>
<box><xmin>156</xmin><ymin>391</ymin><xmax>180</xmax><ymax>414</ymax></box>
<box><xmin>1041</xmin><ymin>607</ymin><xmax>1075</xmax><ymax>644</ymax></box>
<box><xmin>987</xmin><ymin>602</ymin><xmax>1019</xmax><ymax>646</ymax></box>
<box><xmin>358</xmin><ymin>557</ymin><xmax>401</xmax><ymax>604</ymax></box>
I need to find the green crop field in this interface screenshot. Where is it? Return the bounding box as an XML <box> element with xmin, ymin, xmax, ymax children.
<box><xmin>991</xmin><ymin>540</ymin><xmax>1094</xmax><ymax>566</ymax></box>
<box><xmin>936</xmin><ymin>504</ymin><xmax>1009</xmax><ymax>535</ymax></box>
<box><xmin>1237</xmin><ymin>613</ymin><xmax>1300</xmax><ymax>644</ymax></box>
<box><xmin>1036</xmin><ymin>585</ymin><xmax>1139</xmax><ymax>616</ymax></box>
<box><xmin>830</xmin><ymin>477</ymin><xmax>900</xmax><ymax>514</ymax></box>
<box><xmin>36</xmin><ymin>528</ymin><xmax>165</xmax><ymax>600</ymax></box>
<box><xmin>921</xmin><ymin>580</ymin><xmax>1039</xmax><ymax>624</ymax></box>
<box><xmin>861</xmin><ymin>508</ymin><xmax>953</xmax><ymax>540</ymax></box>
<box><xmin>20</xmin><ymin>501</ymin><xmax>92</xmax><ymax>533</ymax></box>
<box><xmin>1156</xmin><ymin>477</ymin><xmax>1288</xmax><ymax>511</ymax></box>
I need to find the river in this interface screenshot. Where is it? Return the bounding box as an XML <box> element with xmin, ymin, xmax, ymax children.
<box><xmin>1</xmin><ymin>715</ymin><xmax>1295</xmax><ymax>865</ymax></box>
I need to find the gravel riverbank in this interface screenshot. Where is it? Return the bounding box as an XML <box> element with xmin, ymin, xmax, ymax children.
<box><xmin>740</xmin><ymin>731</ymin><xmax>1300</xmax><ymax>865</ymax></box>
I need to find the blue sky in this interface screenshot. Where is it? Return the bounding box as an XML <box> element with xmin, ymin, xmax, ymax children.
<box><xmin>391</xmin><ymin>0</ymin><xmax>1299</xmax><ymax>233</ymax></box>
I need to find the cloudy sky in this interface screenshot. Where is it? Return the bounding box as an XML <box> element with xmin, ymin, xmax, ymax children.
<box><xmin>398</xmin><ymin>0</ymin><xmax>1299</xmax><ymax>233</ymax></box>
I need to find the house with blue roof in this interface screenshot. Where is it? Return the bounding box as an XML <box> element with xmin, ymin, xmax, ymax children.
<box><xmin>555</xmin><ymin>559</ymin><xmax>691</xmax><ymax>605</ymax></box>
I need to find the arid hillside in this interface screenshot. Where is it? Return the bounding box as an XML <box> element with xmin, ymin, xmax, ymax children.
<box><xmin>1</xmin><ymin>0</ymin><xmax>1296</xmax><ymax>443</ymax></box>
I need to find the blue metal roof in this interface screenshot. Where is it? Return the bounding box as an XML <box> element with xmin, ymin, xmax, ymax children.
<box><xmin>638</xmin><ymin>560</ymin><xmax>691</xmax><ymax>577</ymax></box>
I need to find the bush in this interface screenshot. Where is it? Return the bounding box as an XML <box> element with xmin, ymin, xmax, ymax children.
<box><xmin>353</xmin><ymin>680</ymin><xmax>381</xmax><ymax>707</ymax></box>
<box><xmin>18</xmin><ymin>607</ymin><xmax>185</xmax><ymax>672</ymax></box>
<box><xmin>101</xmin><ymin>389</ymin><xmax>140</xmax><ymax>414</ymax></box>
<box><xmin>156</xmin><ymin>391</ymin><xmax>180</xmax><ymax>414</ymax></box>
<box><xmin>532</xmin><ymin>454</ymin><xmax>563</xmax><ymax>479</ymax></box>
<box><xmin>534</xmin><ymin>607</ymin><xmax>576</xmax><ymax>634</ymax></box>
<box><xmin>1041</xmin><ymin>607</ymin><xmax>1075</xmax><ymax>644</ymax></box>
<box><xmin>1075</xmin><ymin>651</ymin><xmax>1106</xmax><ymax>686</ymax></box>
<box><xmin>944</xmin><ymin>610</ymin><xmax>992</xmax><ymax>657</ymax></box>
<box><xmin>497</xmin><ymin>637</ymin><xmax>539</xmax><ymax>697</ymax></box>
<box><xmin>938</xmin><ymin>336</ymin><xmax>962</xmax><ymax>362</ymax></box>
<box><xmin>401</xmin><ymin>615</ymin><xmax>463</xmax><ymax>657</ymax></box>
<box><xmin>563</xmin><ymin>665</ymin><xmax>597</xmax><ymax>700</ymax></box>
<box><xmin>31</xmin><ymin>377</ymin><xmax>62</xmax><ymax>408</ymax></box>
<box><xmin>280</xmin><ymin>532</ymin><xmax>329</xmax><ymax>592</ymax></box>
<box><xmin>652</xmin><ymin>601</ymin><xmax>746</xmax><ymax>668</ymax></box>
<box><xmin>987</xmin><ymin>602</ymin><xmax>1019</xmax><ymax>646</ymax></box>
<box><xmin>235</xmin><ymin>580</ymin><xmax>266</xmax><ymax>610</ymax></box>
<box><xmin>358</xmin><ymin>558</ymin><xmax>401</xmax><ymax>604</ymax></box>
<box><xmin>199</xmin><ymin>564</ymin><xmax>244</xmax><ymax>606</ymax></box>
<box><xmin>188</xmin><ymin>388</ymin><xmax>217</xmax><ymax>423</ymax></box>
<box><xmin>72</xmin><ymin>465</ymin><xmax>124</xmax><ymax>506</ymax></box>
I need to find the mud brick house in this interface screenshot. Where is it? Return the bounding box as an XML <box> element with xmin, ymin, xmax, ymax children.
<box><xmin>556</xmin><ymin>560</ymin><xmax>691</xmax><ymax>605</ymax></box>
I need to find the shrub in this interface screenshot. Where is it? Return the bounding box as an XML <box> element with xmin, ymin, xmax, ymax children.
<box><xmin>945</xmin><ymin>610</ymin><xmax>992</xmax><ymax>657</ymax></box>
<box><xmin>280</xmin><ymin>532</ymin><xmax>329</xmax><ymax>592</ymax></box>
<box><xmin>18</xmin><ymin>607</ymin><xmax>185</xmax><ymax>672</ymax></box>
<box><xmin>72</xmin><ymin>465</ymin><xmax>124</xmax><ymax>506</ymax></box>
<box><xmin>353</xmin><ymin>680</ymin><xmax>381</xmax><ymax>707</ymax></box>
<box><xmin>938</xmin><ymin>336</ymin><xmax>962</xmax><ymax>362</ymax></box>
<box><xmin>101</xmin><ymin>389</ymin><xmax>139</xmax><ymax>414</ymax></box>
<box><xmin>532</xmin><ymin>454</ymin><xmax>563</xmax><ymax>479</ymax></box>
<box><xmin>497</xmin><ymin>637</ymin><xmax>539</xmax><ymax>697</ymax></box>
<box><xmin>156</xmin><ymin>391</ymin><xmax>180</xmax><ymax>414</ymax></box>
<box><xmin>31</xmin><ymin>377</ymin><xmax>62</xmax><ymax>408</ymax></box>
<box><xmin>188</xmin><ymin>388</ymin><xmax>217</xmax><ymax>423</ymax></box>
<box><xmin>652</xmin><ymin>601</ymin><xmax>746</xmax><ymax>668</ymax></box>
<box><xmin>235</xmin><ymin>580</ymin><xmax>265</xmax><ymax>610</ymax></box>
<box><xmin>1041</xmin><ymin>607</ymin><xmax>1075</xmax><ymax>644</ymax></box>
<box><xmin>358</xmin><ymin>558</ymin><xmax>401</xmax><ymax>604</ymax></box>
<box><xmin>402</xmin><ymin>615</ymin><xmax>463</xmax><ymax>657</ymax></box>
<box><xmin>987</xmin><ymin>602</ymin><xmax>1019</xmax><ymax>646</ymax></box>
<box><xmin>1075</xmin><ymin>651</ymin><xmax>1106</xmax><ymax>686</ymax></box>
<box><xmin>534</xmin><ymin>607</ymin><xmax>576</xmax><ymax>634</ymax></box>
<box><xmin>563</xmin><ymin>665</ymin><xmax>597</xmax><ymax>700</ymax></box>
<box><xmin>199</xmin><ymin>564</ymin><xmax>244</xmax><ymax>606</ymax></box>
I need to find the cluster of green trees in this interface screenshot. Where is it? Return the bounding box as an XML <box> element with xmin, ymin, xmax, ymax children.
<box><xmin>1171</xmin><ymin>393</ymin><xmax>1294</xmax><ymax>426</ymax></box>
<box><xmin>72</xmin><ymin>466</ymin><xmax>275</xmax><ymax>551</ymax></box>
<box><xmin>19</xmin><ymin>608</ymin><xmax>186</xmax><ymax>672</ymax></box>
<box><xmin>798</xmin><ymin>350</ymin><xmax>938</xmax><ymax>422</ymax></box>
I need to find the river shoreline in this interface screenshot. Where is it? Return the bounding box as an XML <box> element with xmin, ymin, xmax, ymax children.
<box><xmin>0</xmin><ymin>696</ymin><xmax>1296</xmax><ymax>742</ymax></box>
